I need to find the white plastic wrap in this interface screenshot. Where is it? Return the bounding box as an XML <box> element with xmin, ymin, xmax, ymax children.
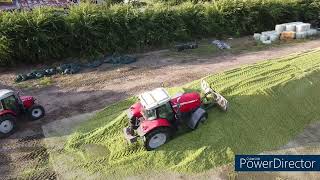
<box><xmin>307</xmin><ymin>29</ymin><xmax>318</xmax><ymax>36</ymax></box>
<box><xmin>296</xmin><ymin>32</ymin><xmax>307</xmax><ymax>39</ymax></box>
<box><xmin>253</xmin><ymin>33</ymin><xmax>261</xmax><ymax>41</ymax></box>
<box><xmin>269</xmin><ymin>34</ymin><xmax>280</xmax><ymax>41</ymax></box>
<box><xmin>275</xmin><ymin>24</ymin><xmax>286</xmax><ymax>33</ymax></box>
<box><xmin>262</xmin><ymin>31</ymin><xmax>277</xmax><ymax>35</ymax></box>
<box><xmin>296</xmin><ymin>23</ymin><xmax>311</xmax><ymax>33</ymax></box>
<box><xmin>262</xmin><ymin>40</ymin><xmax>272</xmax><ymax>44</ymax></box>
<box><xmin>260</xmin><ymin>34</ymin><xmax>269</xmax><ymax>41</ymax></box>
<box><xmin>285</xmin><ymin>24</ymin><xmax>296</xmax><ymax>32</ymax></box>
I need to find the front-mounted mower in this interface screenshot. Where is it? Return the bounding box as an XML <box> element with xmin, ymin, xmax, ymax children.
<box><xmin>123</xmin><ymin>80</ymin><xmax>228</xmax><ymax>150</ymax></box>
<box><xmin>0</xmin><ymin>89</ymin><xmax>45</xmax><ymax>138</ymax></box>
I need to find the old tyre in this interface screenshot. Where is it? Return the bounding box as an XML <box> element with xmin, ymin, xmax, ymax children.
<box><xmin>0</xmin><ymin>114</ymin><xmax>16</xmax><ymax>138</ymax></box>
<box><xmin>144</xmin><ymin>127</ymin><xmax>171</xmax><ymax>151</ymax></box>
<box><xmin>28</xmin><ymin>105</ymin><xmax>45</xmax><ymax>121</ymax></box>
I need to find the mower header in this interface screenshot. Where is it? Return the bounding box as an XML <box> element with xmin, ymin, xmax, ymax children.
<box><xmin>139</xmin><ymin>88</ymin><xmax>171</xmax><ymax>110</ymax></box>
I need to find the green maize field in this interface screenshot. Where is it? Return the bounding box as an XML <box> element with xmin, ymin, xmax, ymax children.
<box><xmin>59</xmin><ymin>49</ymin><xmax>320</xmax><ymax>178</ymax></box>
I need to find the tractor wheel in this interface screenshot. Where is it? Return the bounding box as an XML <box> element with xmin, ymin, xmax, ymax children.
<box><xmin>28</xmin><ymin>105</ymin><xmax>45</xmax><ymax>121</ymax></box>
<box><xmin>0</xmin><ymin>114</ymin><xmax>16</xmax><ymax>138</ymax></box>
<box><xmin>144</xmin><ymin>127</ymin><xmax>171</xmax><ymax>151</ymax></box>
<box><xmin>194</xmin><ymin>113</ymin><xmax>208</xmax><ymax>130</ymax></box>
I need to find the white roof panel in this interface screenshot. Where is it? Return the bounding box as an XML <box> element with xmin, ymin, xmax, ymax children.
<box><xmin>0</xmin><ymin>89</ymin><xmax>14</xmax><ymax>99</ymax></box>
<box><xmin>139</xmin><ymin>88</ymin><xmax>170</xmax><ymax>110</ymax></box>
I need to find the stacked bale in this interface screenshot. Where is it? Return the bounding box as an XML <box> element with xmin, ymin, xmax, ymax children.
<box><xmin>253</xmin><ymin>21</ymin><xmax>318</xmax><ymax>44</ymax></box>
<box><xmin>295</xmin><ymin>23</ymin><xmax>310</xmax><ymax>39</ymax></box>
<box><xmin>255</xmin><ymin>31</ymin><xmax>280</xmax><ymax>44</ymax></box>
<box><xmin>285</xmin><ymin>24</ymin><xmax>296</xmax><ymax>32</ymax></box>
<box><xmin>280</xmin><ymin>31</ymin><xmax>296</xmax><ymax>41</ymax></box>
<box><xmin>296</xmin><ymin>23</ymin><xmax>311</xmax><ymax>32</ymax></box>
<box><xmin>275</xmin><ymin>24</ymin><xmax>286</xmax><ymax>33</ymax></box>
<box><xmin>307</xmin><ymin>29</ymin><xmax>318</xmax><ymax>36</ymax></box>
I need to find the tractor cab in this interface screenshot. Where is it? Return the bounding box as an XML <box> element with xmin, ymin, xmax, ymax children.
<box><xmin>0</xmin><ymin>90</ymin><xmax>23</xmax><ymax>114</ymax></box>
<box><xmin>139</xmin><ymin>88</ymin><xmax>175</xmax><ymax>122</ymax></box>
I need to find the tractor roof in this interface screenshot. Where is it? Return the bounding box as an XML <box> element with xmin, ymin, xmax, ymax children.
<box><xmin>139</xmin><ymin>88</ymin><xmax>171</xmax><ymax>110</ymax></box>
<box><xmin>0</xmin><ymin>89</ymin><xmax>14</xmax><ymax>99</ymax></box>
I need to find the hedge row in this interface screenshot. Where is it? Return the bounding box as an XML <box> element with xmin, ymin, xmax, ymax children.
<box><xmin>0</xmin><ymin>0</ymin><xmax>319</xmax><ymax>66</ymax></box>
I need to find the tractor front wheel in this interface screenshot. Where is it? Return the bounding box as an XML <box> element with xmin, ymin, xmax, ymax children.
<box><xmin>144</xmin><ymin>127</ymin><xmax>171</xmax><ymax>151</ymax></box>
<box><xmin>0</xmin><ymin>114</ymin><xmax>16</xmax><ymax>138</ymax></box>
<box><xmin>28</xmin><ymin>105</ymin><xmax>45</xmax><ymax>121</ymax></box>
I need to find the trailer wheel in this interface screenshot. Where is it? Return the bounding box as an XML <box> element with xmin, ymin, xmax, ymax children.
<box><xmin>0</xmin><ymin>114</ymin><xmax>16</xmax><ymax>138</ymax></box>
<box><xmin>28</xmin><ymin>105</ymin><xmax>45</xmax><ymax>121</ymax></box>
<box><xmin>144</xmin><ymin>127</ymin><xmax>171</xmax><ymax>151</ymax></box>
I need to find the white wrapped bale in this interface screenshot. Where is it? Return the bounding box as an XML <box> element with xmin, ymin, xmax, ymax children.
<box><xmin>296</xmin><ymin>23</ymin><xmax>311</xmax><ymax>33</ymax></box>
<box><xmin>262</xmin><ymin>31</ymin><xmax>277</xmax><ymax>35</ymax></box>
<box><xmin>286</xmin><ymin>22</ymin><xmax>303</xmax><ymax>25</ymax></box>
<box><xmin>262</xmin><ymin>40</ymin><xmax>272</xmax><ymax>44</ymax></box>
<box><xmin>307</xmin><ymin>29</ymin><xmax>318</xmax><ymax>36</ymax></box>
<box><xmin>292</xmin><ymin>22</ymin><xmax>303</xmax><ymax>24</ymax></box>
<box><xmin>253</xmin><ymin>33</ymin><xmax>261</xmax><ymax>41</ymax></box>
<box><xmin>286</xmin><ymin>24</ymin><xmax>296</xmax><ymax>32</ymax></box>
<box><xmin>269</xmin><ymin>34</ymin><xmax>280</xmax><ymax>42</ymax></box>
<box><xmin>296</xmin><ymin>32</ymin><xmax>307</xmax><ymax>39</ymax></box>
<box><xmin>275</xmin><ymin>24</ymin><xmax>286</xmax><ymax>33</ymax></box>
<box><xmin>260</xmin><ymin>34</ymin><xmax>269</xmax><ymax>41</ymax></box>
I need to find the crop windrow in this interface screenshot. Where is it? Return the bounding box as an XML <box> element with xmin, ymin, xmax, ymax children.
<box><xmin>57</xmin><ymin>49</ymin><xmax>320</xmax><ymax>178</ymax></box>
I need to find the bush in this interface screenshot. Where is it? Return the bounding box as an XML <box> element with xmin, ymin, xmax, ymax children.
<box><xmin>0</xmin><ymin>8</ymin><xmax>68</xmax><ymax>64</ymax></box>
<box><xmin>0</xmin><ymin>0</ymin><xmax>319</xmax><ymax>66</ymax></box>
<box><xmin>0</xmin><ymin>36</ymin><xmax>12</xmax><ymax>66</ymax></box>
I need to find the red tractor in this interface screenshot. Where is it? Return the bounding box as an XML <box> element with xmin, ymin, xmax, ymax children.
<box><xmin>124</xmin><ymin>80</ymin><xmax>228</xmax><ymax>150</ymax></box>
<box><xmin>0</xmin><ymin>89</ymin><xmax>45</xmax><ymax>138</ymax></box>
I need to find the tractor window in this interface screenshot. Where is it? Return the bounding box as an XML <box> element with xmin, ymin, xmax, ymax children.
<box><xmin>143</xmin><ymin>109</ymin><xmax>157</xmax><ymax>120</ymax></box>
<box><xmin>1</xmin><ymin>95</ymin><xmax>19</xmax><ymax>113</ymax></box>
<box><xmin>157</xmin><ymin>103</ymin><xmax>174</xmax><ymax>121</ymax></box>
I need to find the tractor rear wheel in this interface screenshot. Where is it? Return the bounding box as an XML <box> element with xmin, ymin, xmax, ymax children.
<box><xmin>144</xmin><ymin>127</ymin><xmax>171</xmax><ymax>151</ymax></box>
<box><xmin>28</xmin><ymin>105</ymin><xmax>45</xmax><ymax>121</ymax></box>
<box><xmin>193</xmin><ymin>113</ymin><xmax>208</xmax><ymax>130</ymax></box>
<box><xmin>0</xmin><ymin>114</ymin><xmax>16</xmax><ymax>138</ymax></box>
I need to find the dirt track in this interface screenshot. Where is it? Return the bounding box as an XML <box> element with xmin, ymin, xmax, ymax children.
<box><xmin>1</xmin><ymin>37</ymin><xmax>320</xmax><ymax>179</ymax></box>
